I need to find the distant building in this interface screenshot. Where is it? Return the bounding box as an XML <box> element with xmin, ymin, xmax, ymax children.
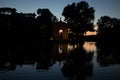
<box><xmin>52</xmin><ymin>20</ymin><xmax>69</xmax><ymax>40</ymax></box>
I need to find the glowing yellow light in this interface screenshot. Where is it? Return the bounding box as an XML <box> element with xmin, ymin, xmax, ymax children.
<box><xmin>59</xmin><ymin>29</ymin><xmax>63</xmax><ymax>33</ymax></box>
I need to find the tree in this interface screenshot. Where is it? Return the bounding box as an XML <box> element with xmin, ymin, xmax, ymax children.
<box><xmin>97</xmin><ymin>16</ymin><xmax>112</xmax><ymax>33</ymax></box>
<box><xmin>36</xmin><ymin>8</ymin><xmax>58</xmax><ymax>39</ymax></box>
<box><xmin>97</xmin><ymin>16</ymin><xmax>120</xmax><ymax>41</ymax></box>
<box><xmin>97</xmin><ymin>16</ymin><xmax>120</xmax><ymax>34</ymax></box>
<box><xmin>62</xmin><ymin>1</ymin><xmax>95</xmax><ymax>36</ymax></box>
<box><xmin>0</xmin><ymin>7</ymin><xmax>16</xmax><ymax>15</ymax></box>
<box><xmin>37</xmin><ymin>8</ymin><xmax>58</xmax><ymax>23</ymax></box>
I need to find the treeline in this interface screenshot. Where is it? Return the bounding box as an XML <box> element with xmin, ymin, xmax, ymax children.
<box><xmin>0</xmin><ymin>1</ymin><xmax>120</xmax><ymax>42</ymax></box>
<box><xmin>0</xmin><ymin>1</ymin><xmax>96</xmax><ymax>42</ymax></box>
<box><xmin>97</xmin><ymin>16</ymin><xmax>120</xmax><ymax>42</ymax></box>
<box><xmin>0</xmin><ymin>7</ymin><xmax>58</xmax><ymax>45</ymax></box>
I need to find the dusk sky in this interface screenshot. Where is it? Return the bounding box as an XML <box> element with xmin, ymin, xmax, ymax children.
<box><xmin>0</xmin><ymin>0</ymin><xmax>120</xmax><ymax>23</ymax></box>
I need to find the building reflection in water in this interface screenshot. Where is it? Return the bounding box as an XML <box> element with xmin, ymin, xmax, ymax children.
<box><xmin>0</xmin><ymin>41</ymin><xmax>96</xmax><ymax>72</ymax></box>
<box><xmin>51</xmin><ymin>42</ymin><xmax>78</xmax><ymax>62</ymax></box>
<box><xmin>58</xmin><ymin>43</ymin><xmax>78</xmax><ymax>54</ymax></box>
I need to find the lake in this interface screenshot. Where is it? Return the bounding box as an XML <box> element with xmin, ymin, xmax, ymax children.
<box><xmin>0</xmin><ymin>41</ymin><xmax>120</xmax><ymax>80</ymax></box>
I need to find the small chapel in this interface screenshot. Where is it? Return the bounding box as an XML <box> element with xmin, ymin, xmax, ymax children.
<box><xmin>52</xmin><ymin>19</ymin><xmax>69</xmax><ymax>40</ymax></box>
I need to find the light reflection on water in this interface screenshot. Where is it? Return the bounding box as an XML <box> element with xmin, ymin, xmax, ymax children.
<box><xmin>83</xmin><ymin>42</ymin><xmax>97</xmax><ymax>53</ymax></box>
<box><xmin>58</xmin><ymin>42</ymin><xmax>97</xmax><ymax>54</ymax></box>
<box><xmin>58</xmin><ymin>41</ymin><xmax>97</xmax><ymax>54</ymax></box>
<box><xmin>0</xmin><ymin>41</ymin><xmax>120</xmax><ymax>80</ymax></box>
<box><xmin>58</xmin><ymin>43</ymin><xmax>78</xmax><ymax>54</ymax></box>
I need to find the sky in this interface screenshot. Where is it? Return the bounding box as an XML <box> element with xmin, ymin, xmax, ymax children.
<box><xmin>0</xmin><ymin>0</ymin><xmax>120</xmax><ymax>23</ymax></box>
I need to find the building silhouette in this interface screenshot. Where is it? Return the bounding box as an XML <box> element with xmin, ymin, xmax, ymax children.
<box><xmin>52</xmin><ymin>19</ymin><xmax>69</xmax><ymax>40</ymax></box>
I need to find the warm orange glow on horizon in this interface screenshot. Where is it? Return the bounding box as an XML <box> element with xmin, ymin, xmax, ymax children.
<box><xmin>84</xmin><ymin>31</ymin><xmax>98</xmax><ymax>36</ymax></box>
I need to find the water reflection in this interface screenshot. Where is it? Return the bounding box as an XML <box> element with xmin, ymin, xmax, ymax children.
<box><xmin>0</xmin><ymin>41</ymin><xmax>120</xmax><ymax>80</ymax></box>
<box><xmin>61</xmin><ymin>43</ymin><xmax>94</xmax><ymax>80</ymax></box>
<box><xmin>97</xmin><ymin>42</ymin><xmax>120</xmax><ymax>67</ymax></box>
<box><xmin>58</xmin><ymin>43</ymin><xmax>77</xmax><ymax>54</ymax></box>
<box><xmin>83</xmin><ymin>42</ymin><xmax>97</xmax><ymax>53</ymax></box>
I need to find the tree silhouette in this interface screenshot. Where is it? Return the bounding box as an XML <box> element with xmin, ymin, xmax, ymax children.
<box><xmin>0</xmin><ymin>7</ymin><xmax>17</xmax><ymax>32</ymax></box>
<box><xmin>97</xmin><ymin>16</ymin><xmax>112</xmax><ymax>34</ymax></box>
<box><xmin>37</xmin><ymin>8</ymin><xmax>58</xmax><ymax>23</ymax></box>
<box><xmin>0</xmin><ymin>7</ymin><xmax>16</xmax><ymax>15</ymax></box>
<box><xmin>35</xmin><ymin>8</ymin><xmax>58</xmax><ymax>40</ymax></box>
<box><xmin>97</xmin><ymin>16</ymin><xmax>120</xmax><ymax>39</ymax></box>
<box><xmin>62</xmin><ymin>1</ymin><xmax>95</xmax><ymax>38</ymax></box>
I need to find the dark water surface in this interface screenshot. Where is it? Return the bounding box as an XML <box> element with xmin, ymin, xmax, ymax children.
<box><xmin>0</xmin><ymin>41</ymin><xmax>120</xmax><ymax>80</ymax></box>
